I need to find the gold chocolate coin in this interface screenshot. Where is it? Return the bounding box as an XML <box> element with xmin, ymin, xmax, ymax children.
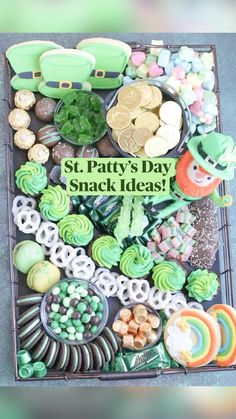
<box><xmin>129</xmin><ymin>107</ymin><xmax>145</xmax><ymax>120</ymax></box>
<box><xmin>118</xmin><ymin>128</ymin><xmax>141</xmax><ymax>154</ymax></box>
<box><xmin>144</xmin><ymin>136</ymin><xmax>169</xmax><ymax>157</ymax></box>
<box><xmin>118</xmin><ymin>86</ymin><xmax>142</xmax><ymax>110</ymax></box>
<box><xmin>106</xmin><ymin>105</ymin><xmax>131</xmax><ymax>130</ymax></box>
<box><xmin>159</xmin><ymin>101</ymin><xmax>182</xmax><ymax>127</ymax></box>
<box><xmin>134</xmin><ymin>82</ymin><xmax>153</xmax><ymax>107</ymax></box>
<box><xmin>157</xmin><ymin>124</ymin><xmax>181</xmax><ymax>149</ymax></box>
<box><xmin>145</xmin><ymin>86</ymin><xmax>163</xmax><ymax>109</ymax></box>
<box><xmin>135</xmin><ymin>147</ymin><xmax>148</xmax><ymax>157</ymax></box>
<box><xmin>133</xmin><ymin>127</ymin><xmax>153</xmax><ymax>146</ymax></box>
<box><xmin>135</xmin><ymin>111</ymin><xmax>160</xmax><ymax>132</ymax></box>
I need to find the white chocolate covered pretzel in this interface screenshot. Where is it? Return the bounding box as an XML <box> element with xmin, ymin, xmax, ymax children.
<box><xmin>15</xmin><ymin>209</ymin><xmax>41</xmax><ymax>234</ymax></box>
<box><xmin>127</xmin><ymin>279</ymin><xmax>150</xmax><ymax>303</ymax></box>
<box><xmin>12</xmin><ymin>195</ymin><xmax>36</xmax><ymax>216</ymax></box>
<box><xmin>36</xmin><ymin>221</ymin><xmax>59</xmax><ymax>248</ymax></box>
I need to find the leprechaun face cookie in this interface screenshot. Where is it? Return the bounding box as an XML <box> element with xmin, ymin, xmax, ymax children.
<box><xmin>176</xmin><ymin>151</ymin><xmax>221</xmax><ymax>198</ymax></box>
<box><xmin>187</xmin><ymin>160</ymin><xmax>215</xmax><ymax>187</ymax></box>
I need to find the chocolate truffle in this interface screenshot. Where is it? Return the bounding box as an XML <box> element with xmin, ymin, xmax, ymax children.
<box><xmin>37</xmin><ymin>124</ymin><xmax>61</xmax><ymax>148</ymax></box>
<box><xmin>96</xmin><ymin>135</ymin><xmax>120</xmax><ymax>157</ymax></box>
<box><xmin>76</xmin><ymin>144</ymin><xmax>99</xmax><ymax>158</ymax></box>
<box><xmin>28</xmin><ymin>144</ymin><xmax>50</xmax><ymax>164</ymax></box>
<box><xmin>51</xmin><ymin>142</ymin><xmax>75</xmax><ymax>165</ymax></box>
<box><xmin>14</xmin><ymin>128</ymin><xmax>35</xmax><ymax>150</ymax></box>
<box><xmin>8</xmin><ymin>108</ymin><xmax>30</xmax><ymax>130</ymax></box>
<box><xmin>14</xmin><ymin>90</ymin><xmax>36</xmax><ymax>110</ymax></box>
<box><xmin>35</xmin><ymin>98</ymin><xmax>57</xmax><ymax>122</ymax></box>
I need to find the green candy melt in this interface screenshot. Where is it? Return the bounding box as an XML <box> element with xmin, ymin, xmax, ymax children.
<box><xmin>54</xmin><ymin>91</ymin><xmax>106</xmax><ymax>145</ymax></box>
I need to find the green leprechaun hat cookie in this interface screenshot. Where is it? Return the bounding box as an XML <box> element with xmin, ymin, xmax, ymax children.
<box><xmin>76</xmin><ymin>38</ymin><xmax>131</xmax><ymax>89</ymax></box>
<box><xmin>6</xmin><ymin>40</ymin><xmax>62</xmax><ymax>92</ymax></box>
<box><xmin>38</xmin><ymin>49</ymin><xmax>95</xmax><ymax>99</ymax></box>
<box><xmin>187</xmin><ymin>132</ymin><xmax>236</xmax><ymax>181</ymax></box>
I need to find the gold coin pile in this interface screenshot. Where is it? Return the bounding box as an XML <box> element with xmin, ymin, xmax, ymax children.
<box><xmin>106</xmin><ymin>82</ymin><xmax>183</xmax><ymax>157</ymax></box>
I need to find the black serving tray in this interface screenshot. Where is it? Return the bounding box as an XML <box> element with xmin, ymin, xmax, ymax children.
<box><xmin>3</xmin><ymin>43</ymin><xmax>235</xmax><ymax>381</ymax></box>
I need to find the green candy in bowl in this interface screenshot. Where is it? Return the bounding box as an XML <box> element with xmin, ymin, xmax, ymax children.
<box><xmin>54</xmin><ymin>90</ymin><xmax>107</xmax><ymax>146</ymax></box>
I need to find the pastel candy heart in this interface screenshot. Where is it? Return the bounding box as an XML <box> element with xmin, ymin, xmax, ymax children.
<box><xmin>131</xmin><ymin>52</ymin><xmax>146</xmax><ymax>67</ymax></box>
<box><xmin>165</xmin><ymin>61</ymin><xmax>174</xmax><ymax>76</ymax></box>
<box><xmin>189</xmin><ymin>101</ymin><xmax>203</xmax><ymax>117</ymax></box>
<box><xmin>190</xmin><ymin>122</ymin><xmax>197</xmax><ymax>134</ymax></box>
<box><xmin>145</xmin><ymin>54</ymin><xmax>157</xmax><ymax>66</ymax></box>
<box><xmin>193</xmin><ymin>86</ymin><xmax>204</xmax><ymax>102</ymax></box>
<box><xmin>197</xmin><ymin>121</ymin><xmax>216</xmax><ymax>134</ymax></box>
<box><xmin>202</xmin><ymin>78</ymin><xmax>215</xmax><ymax>91</ymax></box>
<box><xmin>203</xmin><ymin>90</ymin><xmax>217</xmax><ymax>105</ymax></box>
<box><xmin>191</xmin><ymin>58</ymin><xmax>203</xmax><ymax>73</ymax></box>
<box><xmin>179</xmin><ymin>46</ymin><xmax>195</xmax><ymax>62</ymax></box>
<box><xmin>157</xmin><ymin>49</ymin><xmax>171</xmax><ymax>67</ymax></box>
<box><xmin>125</xmin><ymin>65</ymin><xmax>137</xmax><ymax>79</ymax></box>
<box><xmin>123</xmin><ymin>76</ymin><xmax>135</xmax><ymax>86</ymax></box>
<box><xmin>166</xmin><ymin>76</ymin><xmax>181</xmax><ymax>92</ymax></box>
<box><xmin>201</xmin><ymin>103</ymin><xmax>218</xmax><ymax>116</ymax></box>
<box><xmin>180</xmin><ymin>86</ymin><xmax>196</xmax><ymax>105</ymax></box>
<box><xmin>186</xmin><ymin>73</ymin><xmax>202</xmax><ymax>88</ymax></box>
<box><xmin>148</xmin><ymin>63</ymin><xmax>164</xmax><ymax>77</ymax></box>
<box><xmin>171</xmin><ymin>66</ymin><xmax>186</xmax><ymax>80</ymax></box>
<box><xmin>200</xmin><ymin>52</ymin><xmax>214</xmax><ymax>70</ymax></box>
<box><xmin>136</xmin><ymin>63</ymin><xmax>149</xmax><ymax>78</ymax></box>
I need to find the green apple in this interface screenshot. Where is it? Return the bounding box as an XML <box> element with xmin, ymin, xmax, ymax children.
<box><xmin>13</xmin><ymin>240</ymin><xmax>45</xmax><ymax>274</ymax></box>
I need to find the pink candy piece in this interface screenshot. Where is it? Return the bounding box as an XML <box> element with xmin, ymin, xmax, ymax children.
<box><xmin>187</xmin><ymin>226</ymin><xmax>197</xmax><ymax>238</ymax></box>
<box><xmin>179</xmin><ymin>254</ymin><xmax>189</xmax><ymax>262</ymax></box>
<box><xmin>158</xmin><ymin>239</ymin><xmax>172</xmax><ymax>254</ymax></box>
<box><xmin>147</xmin><ymin>241</ymin><xmax>156</xmax><ymax>252</ymax></box>
<box><xmin>131</xmin><ymin>52</ymin><xmax>146</xmax><ymax>67</ymax></box>
<box><xmin>171</xmin><ymin>66</ymin><xmax>186</xmax><ymax>80</ymax></box>
<box><xmin>166</xmin><ymin>249</ymin><xmax>180</xmax><ymax>260</ymax></box>
<box><xmin>171</xmin><ymin>236</ymin><xmax>183</xmax><ymax>249</ymax></box>
<box><xmin>189</xmin><ymin>101</ymin><xmax>203</xmax><ymax>117</ymax></box>
<box><xmin>193</xmin><ymin>86</ymin><xmax>204</xmax><ymax>102</ymax></box>
<box><xmin>148</xmin><ymin>63</ymin><xmax>164</xmax><ymax>77</ymax></box>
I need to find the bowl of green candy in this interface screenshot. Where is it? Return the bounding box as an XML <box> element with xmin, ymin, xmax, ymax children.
<box><xmin>54</xmin><ymin>91</ymin><xmax>107</xmax><ymax>146</ymax></box>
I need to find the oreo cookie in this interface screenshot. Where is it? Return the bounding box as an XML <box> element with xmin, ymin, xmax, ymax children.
<box><xmin>54</xmin><ymin>342</ymin><xmax>70</xmax><ymax>371</ymax></box>
<box><xmin>80</xmin><ymin>344</ymin><xmax>91</xmax><ymax>372</ymax></box>
<box><xmin>17</xmin><ymin>304</ymin><xmax>40</xmax><ymax>327</ymax></box>
<box><xmin>43</xmin><ymin>339</ymin><xmax>60</xmax><ymax>369</ymax></box>
<box><xmin>75</xmin><ymin>345</ymin><xmax>82</xmax><ymax>373</ymax></box>
<box><xmin>67</xmin><ymin>345</ymin><xmax>80</xmax><ymax>373</ymax></box>
<box><xmin>102</xmin><ymin>327</ymin><xmax>120</xmax><ymax>353</ymax></box>
<box><xmin>18</xmin><ymin>316</ymin><xmax>41</xmax><ymax>340</ymax></box>
<box><xmin>17</xmin><ymin>294</ymin><xmax>43</xmax><ymax>306</ymax></box>
<box><xmin>95</xmin><ymin>335</ymin><xmax>114</xmax><ymax>363</ymax></box>
<box><xmin>32</xmin><ymin>334</ymin><xmax>50</xmax><ymax>361</ymax></box>
<box><xmin>89</xmin><ymin>342</ymin><xmax>103</xmax><ymax>371</ymax></box>
<box><xmin>21</xmin><ymin>329</ymin><xmax>44</xmax><ymax>351</ymax></box>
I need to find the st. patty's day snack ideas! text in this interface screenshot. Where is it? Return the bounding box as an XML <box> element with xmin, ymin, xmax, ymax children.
<box><xmin>61</xmin><ymin>158</ymin><xmax>176</xmax><ymax>195</ymax></box>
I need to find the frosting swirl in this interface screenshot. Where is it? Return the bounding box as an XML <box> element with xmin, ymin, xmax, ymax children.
<box><xmin>15</xmin><ymin>161</ymin><xmax>47</xmax><ymax>196</ymax></box>
<box><xmin>92</xmin><ymin>235</ymin><xmax>122</xmax><ymax>268</ymax></box>
<box><xmin>119</xmin><ymin>244</ymin><xmax>153</xmax><ymax>278</ymax></box>
<box><xmin>58</xmin><ymin>214</ymin><xmax>93</xmax><ymax>246</ymax></box>
<box><xmin>39</xmin><ymin>185</ymin><xmax>70</xmax><ymax>221</ymax></box>
<box><xmin>152</xmin><ymin>261</ymin><xmax>186</xmax><ymax>292</ymax></box>
<box><xmin>186</xmin><ymin>269</ymin><xmax>219</xmax><ymax>302</ymax></box>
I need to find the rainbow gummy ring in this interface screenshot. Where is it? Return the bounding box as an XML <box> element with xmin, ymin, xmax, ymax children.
<box><xmin>207</xmin><ymin>304</ymin><xmax>236</xmax><ymax>367</ymax></box>
<box><xmin>164</xmin><ymin>308</ymin><xmax>221</xmax><ymax>368</ymax></box>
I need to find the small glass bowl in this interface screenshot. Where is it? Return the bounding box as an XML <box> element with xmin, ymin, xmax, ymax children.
<box><xmin>113</xmin><ymin>303</ymin><xmax>162</xmax><ymax>352</ymax></box>
<box><xmin>40</xmin><ymin>278</ymin><xmax>109</xmax><ymax>345</ymax></box>
<box><xmin>54</xmin><ymin>90</ymin><xmax>107</xmax><ymax>146</ymax></box>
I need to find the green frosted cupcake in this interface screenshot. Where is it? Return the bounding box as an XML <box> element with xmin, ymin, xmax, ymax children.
<box><xmin>91</xmin><ymin>235</ymin><xmax>123</xmax><ymax>269</ymax></box>
<box><xmin>39</xmin><ymin>185</ymin><xmax>70</xmax><ymax>221</ymax></box>
<box><xmin>119</xmin><ymin>244</ymin><xmax>153</xmax><ymax>278</ymax></box>
<box><xmin>58</xmin><ymin>214</ymin><xmax>93</xmax><ymax>246</ymax></box>
<box><xmin>152</xmin><ymin>261</ymin><xmax>186</xmax><ymax>292</ymax></box>
<box><xmin>186</xmin><ymin>269</ymin><xmax>219</xmax><ymax>302</ymax></box>
<box><xmin>15</xmin><ymin>161</ymin><xmax>47</xmax><ymax>196</ymax></box>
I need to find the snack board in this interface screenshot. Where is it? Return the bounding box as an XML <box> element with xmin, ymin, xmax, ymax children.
<box><xmin>3</xmin><ymin>41</ymin><xmax>235</xmax><ymax>381</ymax></box>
